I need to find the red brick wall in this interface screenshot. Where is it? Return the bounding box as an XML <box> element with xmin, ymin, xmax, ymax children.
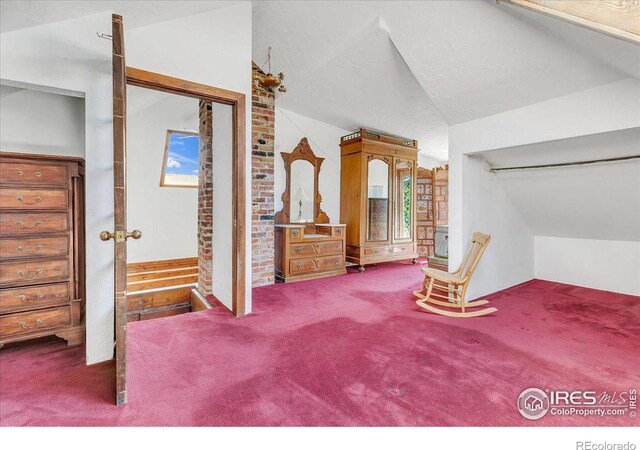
<box><xmin>251</xmin><ymin>68</ymin><xmax>275</xmax><ymax>287</ymax></box>
<box><xmin>197</xmin><ymin>100</ymin><xmax>213</xmax><ymax>296</ymax></box>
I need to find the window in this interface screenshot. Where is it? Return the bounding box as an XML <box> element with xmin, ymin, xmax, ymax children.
<box><xmin>160</xmin><ymin>130</ymin><xmax>199</xmax><ymax>187</ymax></box>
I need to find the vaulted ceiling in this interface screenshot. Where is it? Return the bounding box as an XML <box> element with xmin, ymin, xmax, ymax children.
<box><xmin>1</xmin><ymin>1</ymin><xmax>636</xmax><ymax>163</ymax></box>
<box><xmin>253</xmin><ymin>1</ymin><xmax>637</xmax><ymax>161</ymax></box>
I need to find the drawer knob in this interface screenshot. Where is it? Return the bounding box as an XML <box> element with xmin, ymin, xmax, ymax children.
<box><xmin>18</xmin><ymin>319</ymin><xmax>44</xmax><ymax>330</ymax></box>
<box><xmin>296</xmin><ymin>263</ymin><xmax>303</xmax><ymax>269</ymax></box>
<box><xmin>35</xmin><ymin>172</ymin><xmax>42</xmax><ymax>177</ymax></box>
<box><xmin>18</xmin><ymin>244</ymin><xmax>43</xmax><ymax>255</ymax></box>
<box><xmin>295</xmin><ymin>247</ymin><xmax>302</xmax><ymax>253</ymax></box>
<box><xmin>16</xmin><ymin>220</ymin><xmax>41</xmax><ymax>230</ymax></box>
<box><xmin>18</xmin><ymin>269</ymin><xmax>44</xmax><ymax>279</ymax></box>
<box><xmin>17</xmin><ymin>170</ymin><xmax>23</xmax><ymax>176</ymax></box>
<box><xmin>16</xmin><ymin>195</ymin><xmax>42</xmax><ymax>205</ymax></box>
<box><xmin>18</xmin><ymin>294</ymin><xmax>45</xmax><ymax>303</ymax></box>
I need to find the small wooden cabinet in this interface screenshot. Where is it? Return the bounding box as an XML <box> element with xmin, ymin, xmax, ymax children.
<box><xmin>0</xmin><ymin>152</ymin><xmax>85</xmax><ymax>348</ymax></box>
<box><xmin>340</xmin><ymin>129</ymin><xmax>419</xmax><ymax>271</ymax></box>
<box><xmin>275</xmin><ymin>224</ymin><xmax>346</xmax><ymax>283</ymax></box>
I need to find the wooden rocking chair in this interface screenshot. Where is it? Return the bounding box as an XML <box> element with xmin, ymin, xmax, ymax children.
<box><xmin>413</xmin><ymin>232</ymin><xmax>497</xmax><ymax>318</ymax></box>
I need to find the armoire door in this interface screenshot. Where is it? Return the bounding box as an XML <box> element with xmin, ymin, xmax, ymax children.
<box><xmin>392</xmin><ymin>157</ymin><xmax>415</xmax><ymax>243</ymax></box>
<box><xmin>364</xmin><ymin>155</ymin><xmax>392</xmax><ymax>245</ymax></box>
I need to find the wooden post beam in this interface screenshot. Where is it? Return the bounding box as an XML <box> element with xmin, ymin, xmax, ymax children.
<box><xmin>499</xmin><ymin>0</ymin><xmax>640</xmax><ymax>45</ymax></box>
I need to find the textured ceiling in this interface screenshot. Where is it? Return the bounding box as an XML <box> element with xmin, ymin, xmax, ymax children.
<box><xmin>253</xmin><ymin>1</ymin><xmax>635</xmax><ymax>161</ymax></box>
<box><xmin>275</xmin><ymin>18</ymin><xmax>448</xmax><ymax>160</ymax></box>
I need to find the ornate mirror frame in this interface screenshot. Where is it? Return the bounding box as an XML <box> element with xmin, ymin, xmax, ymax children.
<box><xmin>274</xmin><ymin>137</ymin><xmax>330</xmax><ymax>224</ymax></box>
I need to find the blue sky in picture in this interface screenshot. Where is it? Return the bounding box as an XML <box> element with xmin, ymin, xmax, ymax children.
<box><xmin>165</xmin><ymin>132</ymin><xmax>199</xmax><ymax>175</ymax></box>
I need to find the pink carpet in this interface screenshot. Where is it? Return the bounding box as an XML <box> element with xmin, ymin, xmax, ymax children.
<box><xmin>1</xmin><ymin>262</ymin><xmax>638</xmax><ymax>426</ymax></box>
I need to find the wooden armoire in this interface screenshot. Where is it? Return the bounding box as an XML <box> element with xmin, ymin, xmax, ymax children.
<box><xmin>0</xmin><ymin>152</ymin><xmax>85</xmax><ymax>348</ymax></box>
<box><xmin>340</xmin><ymin>129</ymin><xmax>419</xmax><ymax>272</ymax></box>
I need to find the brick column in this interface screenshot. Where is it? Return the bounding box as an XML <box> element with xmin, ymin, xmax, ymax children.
<box><xmin>197</xmin><ymin>100</ymin><xmax>213</xmax><ymax>296</ymax></box>
<box><xmin>251</xmin><ymin>67</ymin><xmax>275</xmax><ymax>287</ymax></box>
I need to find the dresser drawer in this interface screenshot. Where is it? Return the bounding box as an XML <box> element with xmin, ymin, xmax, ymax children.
<box><xmin>0</xmin><ymin>162</ymin><xmax>68</xmax><ymax>186</ymax></box>
<box><xmin>288</xmin><ymin>228</ymin><xmax>304</xmax><ymax>240</ymax></box>
<box><xmin>0</xmin><ymin>282</ymin><xmax>70</xmax><ymax>313</ymax></box>
<box><xmin>393</xmin><ymin>243</ymin><xmax>415</xmax><ymax>254</ymax></box>
<box><xmin>0</xmin><ymin>307</ymin><xmax>70</xmax><ymax>338</ymax></box>
<box><xmin>0</xmin><ymin>258</ymin><xmax>69</xmax><ymax>286</ymax></box>
<box><xmin>290</xmin><ymin>240</ymin><xmax>343</xmax><ymax>258</ymax></box>
<box><xmin>289</xmin><ymin>255</ymin><xmax>343</xmax><ymax>275</ymax></box>
<box><xmin>0</xmin><ymin>236</ymin><xmax>69</xmax><ymax>260</ymax></box>
<box><xmin>363</xmin><ymin>245</ymin><xmax>391</xmax><ymax>257</ymax></box>
<box><xmin>0</xmin><ymin>212</ymin><xmax>69</xmax><ymax>235</ymax></box>
<box><xmin>0</xmin><ymin>188</ymin><xmax>68</xmax><ymax>210</ymax></box>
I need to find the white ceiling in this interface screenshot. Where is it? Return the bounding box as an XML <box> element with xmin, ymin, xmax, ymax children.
<box><xmin>253</xmin><ymin>1</ymin><xmax>636</xmax><ymax>161</ymax></box>
<box><xmin>275</xmin><ymin>18</ymin><xmax>448</xmax><ymax>160</ymax></box>
<box><xmin>0</xmin><ymin>0</ymin><xmax>230</xmax><ymax>33</ymax></box>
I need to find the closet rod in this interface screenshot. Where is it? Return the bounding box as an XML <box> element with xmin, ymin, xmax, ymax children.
<box><xmin>490</xmin><ymin>154</ymin><xmax>640</xmax><ymax>173</ymax></box>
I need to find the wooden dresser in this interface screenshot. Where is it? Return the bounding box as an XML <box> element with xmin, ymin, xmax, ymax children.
<box><xmin>275</xmin><ymin>224</ymin><xmax>346</xmax><ymax>283</ymax></box>
<box><xmin>0</xmin><ymin>153</ymin><xmax>85</xmax><ymax>348</ymax></box>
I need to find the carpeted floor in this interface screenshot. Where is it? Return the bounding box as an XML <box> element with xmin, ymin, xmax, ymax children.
<box><xmin>1</xmin><ymin>261</ymin><xmax>638</xmax><ymax>426</ymax></box>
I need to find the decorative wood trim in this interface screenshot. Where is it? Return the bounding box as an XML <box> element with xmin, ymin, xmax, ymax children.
<box><xmin>126</xmin><ymin>67</ymin><xmax>245</xmax><ymax>104</ymax></box>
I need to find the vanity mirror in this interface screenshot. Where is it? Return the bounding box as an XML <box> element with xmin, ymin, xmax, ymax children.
<box><xmin>274</xmin><ymin>137</ymin><xmax>329</xmax><ymax>225</ymax></box>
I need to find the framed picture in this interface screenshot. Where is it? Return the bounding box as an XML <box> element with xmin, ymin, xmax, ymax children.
<box><xmin>160</xmin><ymin>129</ymin><xmax>200</xmax><ymax>188</ymax></box>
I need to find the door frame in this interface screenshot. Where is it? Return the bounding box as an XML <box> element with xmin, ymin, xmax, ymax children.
<box><xmin>125</xmin><ymin>67</ymin><xmax>247</xmax><ymax>317</ymax></box>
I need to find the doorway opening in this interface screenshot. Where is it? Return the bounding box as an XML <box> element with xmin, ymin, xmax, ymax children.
<box><xmin>125</xmin><ymin>86</ymin><xmax>200</xmax><ymax>322</ymax></box>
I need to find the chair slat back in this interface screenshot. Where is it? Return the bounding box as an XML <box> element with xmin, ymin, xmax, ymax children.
<box><xmin>459</xmin><ymin>232</ymin><xmax>491</xmax><ymax>281</ymax></box>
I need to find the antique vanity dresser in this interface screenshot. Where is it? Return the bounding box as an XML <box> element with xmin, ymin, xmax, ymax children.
<box><xmin>274</xmin><ymin>138</ymin><xmax>346</xmax><ymax>283</ymax></box>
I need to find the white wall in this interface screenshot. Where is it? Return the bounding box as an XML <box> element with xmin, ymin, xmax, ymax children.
<box><xmin>0</xmin><ymin>3</ymin><xmax>252</xmax><ymax>363</ymax></box>
<box><xmin>275</xmin><ymin>107</ymin><xmax>350</xmax><ymax>224</ymax></box>
<box><xmin>126</xmin><ymin>88</ymin><xmax>198</xmax><ymax>263</ymax></box>
<box><xmin>418</xmin><ymin>153</ymin><xmax>446</xmax><ymax>170</ymax></box>
<box><xmin>0</xmin><ymin>87</ymin><xmax>85</xmax><ymax>157</ymax></box>
<box><xmin>535</xmin><ymin>237</ymin><xmax>640</xmax><ymax>296</ymax></box>
<box><xmin>460</xmin><ymin>156</ymin><xmax>534</xmax><ymax>299</ymax></box>
<box><xmin>211</xmin><ymin>103</ymin><xmax>234</xmax><ymax>309</ymax></box>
